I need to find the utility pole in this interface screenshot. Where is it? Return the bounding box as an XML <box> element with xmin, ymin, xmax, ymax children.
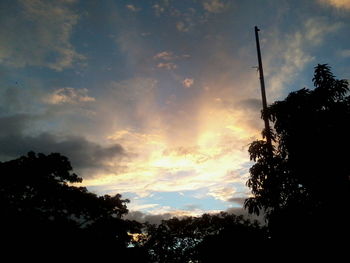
<box><xmin>254</xmin><ymin>26</ymin><xmax>272</xmax><ymax>149</ymax></box>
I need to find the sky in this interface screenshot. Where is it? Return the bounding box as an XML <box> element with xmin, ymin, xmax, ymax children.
<box><xmin>1</xmin><ymin>0</ymin><xmax>350</xmax><ymax>222</ymax></box>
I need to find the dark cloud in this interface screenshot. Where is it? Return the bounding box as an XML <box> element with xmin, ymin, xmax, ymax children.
<box><xmin>124</xmin><ymin>211</ymin><xmax>173</xmax><ymax>225</ymax></box>
<box><xmin>0</xmin><ymin>114</ymin><xmax>125</xmax><ymax>176</ymax></box>
<box><xmin>226</xmin><ymin>197</ymin><xmax>246</xmax><ymax>205</ymax></box>
<box><xmin>1</xmin><ymin>87</ymin><xmax>23</xmax><ymax>113</ymax></box>
<box><xmin>226</xmin><ymin>196</ymin><xmax>265</xmax><ymax>223</ymax></box>
<box><xmin>0</xmin><ymin>114</ymin><xmax>34</xmax><ymax>136</ymax></box>
<box><xmin>226</xmin><ymin>207</ymin><xmax>265</xmax><ymax>224</ymax></box>
<box><xmin>236</xmin><ymin>98</ymin><xmax>262</xmax><ymax>112</ymax></box>
<box><xmin>124</xmin><ymin>207</ymin><xmax>265</xmax><ymax>225</ymax></box>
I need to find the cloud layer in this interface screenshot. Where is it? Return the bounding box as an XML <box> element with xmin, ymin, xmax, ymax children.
<box><xmin>0</xmin><ymin>113</ymin><xmax>125</xmax><ymax>175</ymax></box>
<box><xmin>0</xmin><ymin>0</ymin><xmax>85</xmax><ymax>71</ymax></box>
<box><xmin>1</xmin><ymin>0</ymin><xmax>349</xmax><ymax>217</ymax></box>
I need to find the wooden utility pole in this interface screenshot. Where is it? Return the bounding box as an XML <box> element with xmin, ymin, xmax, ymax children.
<box><xmin>254</xmin><ymin>26</ymin><xmax>272</xmax><ymax>148</ymax></box>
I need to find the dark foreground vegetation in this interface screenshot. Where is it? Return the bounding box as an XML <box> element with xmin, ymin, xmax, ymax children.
<box><xmin>1</xmin><ymin>64</ymin><xmax>349</xmax><ymax>261</ymax></box>
<box><xmin>245</xmin><ymin>64</ymin><xmax>350</xmax><ymax>252</ymax></box>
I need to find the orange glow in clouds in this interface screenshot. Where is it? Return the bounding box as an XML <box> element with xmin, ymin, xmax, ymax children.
<box><xmin>82</xmin><ymin>81</ymin><xmax>262</xmax><ymax>212</ymax></box>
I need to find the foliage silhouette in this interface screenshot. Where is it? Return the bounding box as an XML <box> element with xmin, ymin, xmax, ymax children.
<box><xmin>1</xmin><ymin>152</ymin><xmax>267</xmax><ymax>262</ymax></box>
<box><xmin>136</xmin><ymin>212</ymin><xmax>267</xmax><ymax>262</ymax></box>
<box><xmin>245</xmin><ymin>64</ymin><xmax>350</xmax><ymax>249</ymax></box>
<box><xmin>0</xmin><ymin>152</ymin><xmax>141</xmax><ymax>259</ymax></box>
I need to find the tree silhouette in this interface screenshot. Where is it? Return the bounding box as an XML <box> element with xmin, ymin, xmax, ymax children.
<box><xmin>245</xmin><ymin>64</ymin><xmax>350</xmax><ymax>248</ymax></box>
<box><xmin>0</xmin><ymin>152</ymin><xmax>140</xmax><ymax>259</ymax></box>
<box><xmin>137</xmin><ymin>212</ymin><xmax>267</xmax><ymax>262</ymax></box>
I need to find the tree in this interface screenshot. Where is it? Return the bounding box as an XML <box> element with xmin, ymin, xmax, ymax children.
<box><xmin>245</xmin><ymin>64</ymin><xmax>350</xmax><ymax>246</ymax></box>
<box><xmin>0</xmin><ymin>152</ymin><xmax>140</xmax><ymax>258</ymax></box>
<box><xmin>137</xmin><ymin>212</ymin><xmax>267</xmax><ymax>263</ymax></box>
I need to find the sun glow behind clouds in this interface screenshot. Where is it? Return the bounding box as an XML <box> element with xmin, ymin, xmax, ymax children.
<box><xmin>82</xmin><ymin>89</ymin><xmax>261</xmax><ymax>211</ymax></box>
<box><xmin>3</xmin><ymin>0</ymin><xmax>348</xmax><ymax>218</ymax></box>
<box><xmin>319</xmin><ymin>0</ymin><xmax>350</xmax><ymax>9</ymax></box>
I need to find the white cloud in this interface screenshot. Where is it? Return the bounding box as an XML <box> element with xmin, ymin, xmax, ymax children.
<box><xmin>182</xmin><ymin>78</ymin><xmax>194</xmax><ymax>88</ymax></box>
<box><xmin>208</xmin><ymin>186</ymin><xmax>237</xmax><ymax>202</ymax></box>
<box><xmin>265</xmin><ymin>17</ymin><xmax>342</xmax><ymax>98</ymax></box>
<box><xmin>153</xmin><ymin>51</ymin><xmax>174</xmax><ymax>60</ymax></box>
<box><xmin>0</xmin><ymin>0</ymin><xmax>85</xmax><ymax>71</ymax></box>
<box><xmin>176</xmin><ymin>21</ymin><xmax>190</xmax><ymax>32</ymax></box>
<box><xmin>304</xmin><ymin>17</ymin><xmax>342</xmax><ymax>44</ymax></box>
<box><xmin>338</xmin><ymin>49</ymin><xmax>350</xmax><ymax>57</ymax></box>
<box><xmin>43</xmin><ymin>88</ymin><xmax>95</xmax><ymax>105</ymax></box>
<box><xmin>128</xmin><ymin>203</ymin><xmax>160</xmax><ymax>211</ymax></box>
<box><xmin>203</xmin><ymin>0</ymin><xmax>227</xmax><ymax>13</ymax></box>
<box><xmin>153</xmin><ymin>51</ymin><xmax>190</xmax><ymax>64</ymax></box>
<box><xmin>157</xmin><ymin>62</ymin><xmax>177</xmax><ymax>70</ymax></box>
<box><xmin>125</xmin><ymin>4</ymin><xmax>140</xmax><ymax>12</ymax></box>
<box><xmin>153</xmin><ymin>4</ymin><xmax>165</xmax><ymax>16</ymax></box>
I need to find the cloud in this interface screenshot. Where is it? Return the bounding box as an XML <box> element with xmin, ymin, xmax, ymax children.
<box><xmin>1</xmin><ymin>72</ymin><xmax>258</xmax><ymax>202</ymax></box>
<box><xmin>2</xmin><ymin>0</ymin><xmax>349</xmax><ymax>219</ymax></box>
<box><xmin>0</xmin><ymin>114</ymin><xmax>125</xmax><ymax>175</ymax></box>
<box><xmin>162</xmin><ymin>146</ymin><xmax>200</xmax><ymax>157</ymax></box>
<box><xmin>303</xmin><ymin>17</ymin><xmax>342</xmax><ymax>44</ymax></box>
<box><xmin>100</xmin><ymin>78</ymin><xmax>159</xmax><ymax>129</ymax></box>
<box><xmin>157</xmin><ymin>62</ymin><xmax>177</xmax><ymax>70</ymax></box>
<box><xmin>337</xmin><ymin>49</ymin><xmax>350</xmax><ymax>57</ymax></box>
<box><xmin>226</xmin><ymin>207</ymin><xmax>265</xmax><ymax>224</ymax></box>
<box><xmin>79</xmin><ymin>70</ymin><xmax>262</xmax><ymax>198</ymax></box>
<box><xmin>0</xmin><ymin>0</ymin><xmax>85</xmax><ymax>71</ymax></box>
<box><xmin>184</xmin><ymin>204</ymin><xmax>202</xmax><ymax>211</ymax></box>
<box><xmin>182</xmin><ymin>78</ymin><xmax>194</xmax><ymax>88</ymax></box>
<box><xmin>128</xmin><ymin>205</ymin><xmax>221</xmax><ymax>221</ymax></box>
<box><xmin>265</xmin><ymin>17</ymin><xmax>342</xmax><ymax>98</ymax></box>
<box><xmin>227</xmin><ymin>197</ymin><xmax>247</xmax><ymax>205</ymax></box>
<box><xmin>176</xmin><ymin>21</ymin><xmax>190</xmax><ymax>32</ymax></box>
<box><xmin>124</xmin><ymin>206</ymin><xmax>265</xmax><ymax>225</ymax></box>
<box><xmin>115</xmin><ymin>30</ymin><xmax>154</xmax><ymax>73</ymax></box>
<box><xmin>236</xmin><ymin>98</ymin><xmax>262</xmax><ymax>112</ymax></box>
<box><xmin>152</xmin><ymin>3</ymin><xmax>166</xmax><ymax>16</ymax></box>
<box><xmin>208</xmin><ymin>186</ymin><xmax>237</xmax><ymax>202</ymax></box>
<box><xmin>43</xmin><ymin>88</ymin><xmax>95</xmax><ymax>105</ymax></box>
<box><xmin>0</xmin><ymin>133</ymin><xmax>126</xmax><ymax>175</ymax></box>
<box><xmin>0</xmin><ymin>114</ymin><xmax>36</xmax><ymax>137</ymax></box>
<box><xmin>152</xmin><ymin>0</ymin><xmax>171</xmax><ymax>16</ymax></box>
<box><xmin>153</xmin><ymin>51</ymin><xmax>190</xmax><ymax>69</ymax></box>
<box><xmin>203</xmin><ymin>0</ymin><xmax>227</xmax><ymax>13</ymax></box>
<box><xmin>125</xmin><ymin>4</ymin><xmax>140</xmax><ymax>12</ymax></box>
<box><xmin>83</xmin><ymin>121</ymin><xmax>253</xmax><ymax>200</ymax></box>
<box><xmin>153</xmin><ymin>51</ymin><xmax>174</xmax><ymax>60</ymax></box>
<box><xmin>124</xmin><ymin>210</ymin><xmax>173</xmax><ymax>225</ymax></box>
<box><xmin>318</xmin><ymin>0</ymin><xmax>350</xmax><ymax>10</ymax></box>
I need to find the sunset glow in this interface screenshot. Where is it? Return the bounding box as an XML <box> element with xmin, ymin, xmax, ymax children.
<box><xmin>1</xmin><ymin>0</ymin><xmax>349</xmax><ymax>219</ymax></box>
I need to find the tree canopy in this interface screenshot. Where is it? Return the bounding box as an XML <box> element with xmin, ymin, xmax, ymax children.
<box><xmin>245</xmin><ymin>64</ymin><xmax>350</xmax><ymax>246</ymax></box>
<box><xmin>0</xmin><ymin>152</ymin><xmax>140</xmax><ymax>259</ymax></box>
<box><xmin>136</xmin><ymin>212</ymin><xmax>267</xmax><ymax>263</ymax></box>
<box><xmin>1</xmin><ymin>151</ymin><xmax>267</xmax><ymax>262</ymax></box>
